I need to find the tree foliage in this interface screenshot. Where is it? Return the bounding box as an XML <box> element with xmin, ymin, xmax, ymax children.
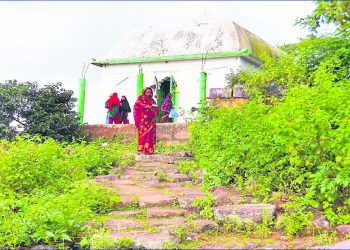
<box><xmin>0</xmin><ymin>80</ymin><xmax>84</xmax><ymax>141</ymax></box>
<box><xmin>296</xmin><ymin>0</ymin><xmax>350</xmax><ymax>34</ymax></box>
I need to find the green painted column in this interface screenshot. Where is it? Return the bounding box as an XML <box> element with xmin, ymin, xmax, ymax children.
<box><xmin>78</xmin><ymin>78</ymin><xmax>86</xmax><ymax>125</ymax></box>
<box><xmin>137</xmin><ymin>72</ymin><xmax>144</xmax><ymax>97</ymax></box>
<box><xmin>199</xmin><ymin>71</ymin><xmax>207</xmax><ymax>109</ymax></box>
<box><xmin>173</xmin><ymin>86</ymin><xmax>180</xmax><ymax>123</ymax></box>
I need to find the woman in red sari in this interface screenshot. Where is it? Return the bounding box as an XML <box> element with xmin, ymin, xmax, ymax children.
<box><xmin>133</xmin><ymin>87</ymin><xmax>158</xmax><ymax>155</ymax></box>
<box><xmin>105</xmin><ymin>92</ymin><xmax>121</xmax><ymax>124</ymax></box>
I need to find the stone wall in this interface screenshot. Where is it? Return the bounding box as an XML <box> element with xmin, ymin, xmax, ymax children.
<box><xmin>84</xmin><ymin>123</ymin><xmax>190</xmax><ymax>143</ymax></box>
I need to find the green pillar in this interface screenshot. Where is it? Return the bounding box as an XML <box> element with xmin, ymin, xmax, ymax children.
<box><xmin>173</xmin><ymin>87</ymin><xmax>180</xmax><ymax>123</ymax></box>
<box><xmin>78</xmin><ymin>78</ymin><xmax>86</xmax><ymax>125</ymax></box>
<box><xmin>137</xmin><ymin>72</ymin><xmax>144</xmax><ymax>97</ymax></box>
<box><xmin>199</xmin><ymin>71</ymin><xmax>207</xmax><ymax>109</ymax></box>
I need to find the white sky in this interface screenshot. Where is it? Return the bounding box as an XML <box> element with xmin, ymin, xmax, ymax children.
<box><xmin>0</xmin><ymin>1</ymin><xmax>316</xmax><ymax>124</ymax></box>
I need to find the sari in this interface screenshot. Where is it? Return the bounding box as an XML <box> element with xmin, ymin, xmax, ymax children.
<box><xmin>160</xmin><ymin>93</ymin><xmax>173</xmax><ymax>123</ymax></box>
<box><xmin>133</xmin><ymin>89</ymin><xmax>158</xmax><ymax>155</ymax></box>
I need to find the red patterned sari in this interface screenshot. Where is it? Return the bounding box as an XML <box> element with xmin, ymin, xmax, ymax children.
<box><xmin>133</xmin><ymin>90</ymin><xmax>158</xmax><ymax>155</ymax></box>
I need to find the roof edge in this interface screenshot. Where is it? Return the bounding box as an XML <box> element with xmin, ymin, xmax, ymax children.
<box><xmin>91</xmin><ymin>49</ymin><xmax>253</xmax><ymax>67</ymax></box>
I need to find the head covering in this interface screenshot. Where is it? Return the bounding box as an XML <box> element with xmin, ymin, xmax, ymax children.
<box><xmin>106</xmin><ymin>92</ymin><xmax>121</xmax><ymax>110</ymax></box>
<box><xmin>142</xmin><ymin>87</ymin><xmax>153</xmax><ymax>98</ymax></box>
<box><xmin>121</xmin><ymin>95</ymin><xmax>131</xmax><ymax>112</ymax></box>
<box><xmin>161</xmin><ymin>93</ymin><xmax>173</xmax><ymax>112</ymax></box>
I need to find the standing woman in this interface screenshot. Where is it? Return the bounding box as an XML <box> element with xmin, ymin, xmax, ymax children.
<box><xmin>105</xmin><ymin>92</ymin><xmax>121</xmax><ymax>124</ymax></box>
<box><xmin>160</xmin><ymin>93</ymin><xmax>173</xmax><ymax>123</ymax></box>
<box><xmin>120</xmin><ymin>95</ymin><xmax>131</xmax><ymax>124</ymax></box>
<box><xmin>133</xmin><ymin>87</ymin><xmax>158</xmax><ymax>155</ymax></box>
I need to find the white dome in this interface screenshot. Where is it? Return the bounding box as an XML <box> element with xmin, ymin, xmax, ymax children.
<box><xmin>107</xmin><ymin>17</ymin><xmax>278</xmax><ymax>60</ymax></box>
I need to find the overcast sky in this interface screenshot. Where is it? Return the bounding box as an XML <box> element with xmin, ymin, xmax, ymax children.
<box><xmin>0</xmin><ymin>1</ymin><xmax>316</xmax><ymax>124</ymax></box>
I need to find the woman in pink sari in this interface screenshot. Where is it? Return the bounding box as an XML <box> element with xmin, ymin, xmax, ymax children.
<box><xmin>133</xmin><ymin>87</ymin><xmax>158</xmax><ymax>155</ymax></box>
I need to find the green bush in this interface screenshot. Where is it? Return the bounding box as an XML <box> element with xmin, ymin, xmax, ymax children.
<box><xmin>0</xmin><ymin>136</ymin><xmax>133</xmax><ymax>248</ymax></box>
<box><xmin>190</xmin><ymin>64</ymin><xmax>350</xmax><ymax>225</ymax></box>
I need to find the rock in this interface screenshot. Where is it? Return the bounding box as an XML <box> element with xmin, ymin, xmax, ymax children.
<box><xmin>148</xmin><ymin>217</ymin><xmax>187</xmax><ymax>227</ymax></box>
<box><xmin>106</xmin><ymin>219</ymin><xmax>141</xmax><ymax>231</ymax></box>
<box><xmin>187</xmin><ymin>232</ymin><xmax>200</xmax><ymax>240</ymax></box>
<box><xmin>178</xmin><ymin>193</ymin><xmax>206</xmax><ymax>209</ymax></box>
<box><xmin>30</xmin><ymin>245</ymin><xmax>56</xmax><ymax>250</ymax></box>
<box><xmin>144</xmin><ymin>179</ymin><xmax>160</xmax><ymax>188</ymax></box>
<box><xmin>147</xmin><ymin>207</ymin><xmax>187</xmax><ymax>218</ymax></box>
<box><xmin>311</xmin><ymin>209</ymin><xmax>331</xmax><ymax>230</ymax></box>
<box><xmin>138</xmin><ymin>194</ymin><xmax>176</xmax><ymax>208</ymax></box>
<box><xmin>335</xmin><ymin>225</ymin><xmax>350</xmax><ymax>236</ymax></box>
<box><xmin>103</xmin><ymin>179</ymin><xmax>135</xmax><ymax>187</ymax></box>
<box><xmin>110</xmin><ymin>210</ymin><xmax>142</xmax><ymax>217</ymax></box>
<box><xmin>167</xmin><ymin>172</ymin><xmax>192</xmax><ymax>182</ymax></box>
<box><xmin>109</xmin><ymin>231</ymin><xmax>178</xmax><ymax>249</ymax></box>
<box><xmin>95</xmin><ymin>174</ymin><xmax>119</xmax><ymax>182</ymax></box>
<box><xmin>192</xmin><ymin>219</ymin><xmax>218</xmax><ymax>232</ymax></box>
<box><xmin>213</xmin><ymin>204</ymin><xmax>276</xmax><ymax>223</ymax></box>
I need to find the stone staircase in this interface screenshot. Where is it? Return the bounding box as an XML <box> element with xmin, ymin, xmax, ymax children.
<box><xmin>93</xmin><ymin>153</ymin><xmax>278</xmax><ymax>248</ymax></box>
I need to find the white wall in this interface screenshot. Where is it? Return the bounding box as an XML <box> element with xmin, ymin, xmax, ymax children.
<box><xmin>86</xmin><ymin>56</ymin><xmax>247</xmax><ymax>124</ymax></box>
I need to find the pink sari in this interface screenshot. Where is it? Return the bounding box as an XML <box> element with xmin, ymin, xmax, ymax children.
<box><xmin>133</xmin><ymin>91</ymin><xmax>157</xmax><ymax>155</ymax></box>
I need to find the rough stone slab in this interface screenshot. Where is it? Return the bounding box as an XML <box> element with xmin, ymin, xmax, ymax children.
<box><xmin>118</xmin><ymin>196</ymin><xmax>135</xmax><ymax>207</ymax></box>
<box><xmin>135</xmin><ymin>154</ymin><xmax>193</xmax><ymax>163</ymax></box>
<box><xmin>167</xmin><ymin>173</ymin><xmax>192</xmax><ymax>182</ymax></box>
<box><xmin>335</xmin><ymin>225</ymin><xmax>350</xmax><ymax>236</ymax></box>
<box><xmin>109</xmin><ymin>230</ymin><xmax>178</xmax><ymax>249</ymax></box>
<box><xmin>192</xmin><ymin>219</ymin><xmax>218</xmax><ymax>232</ymax></box>
<box><xmin>178</xmin><ymin>193</ymin><xmax>207</xmax><ymax>209</ymax></box>
<box><xmin>143</xmin><ymin>179</ymin><xmax>161</xmax><ymax>188</ymax></box>
<box><xmin>213</xmin><ymin>204</ymin><xmax>276</xmax><ymax>223</ymax></box>
<box><xmin>311</xmin><ymin>208</ymin><xmax>331</xmax><ymax>230</ymax></box>
<box><xmin>95</xmin><ymin>174</ymin><xmax>119</xmax><ymax>182</ymax></box>
<box><xmin>115</xmin><ymin>186</ymin><xmax>158</xmax><ymax>196</ymax></box>
<box><xmin>102</xmin><ymin>180</ymin><xmax>135</xmax><ymax>187</ymax></box>
<box><xmin>147</xmin><ymin>207</ymin><xmax>187</xmax><ymax>218</ymax></box>
<box><xmin>134</xmin><ymin>161</ymin><xmax>162</xmax><ymax>168</ymax></box>
<box><xmin>312</xmin><ymin>239</ymin><xmax>350</xmax><ymax>249</ymax></box>
<box><xmin>106</xmin><ymin>219</ymin><xmax>141</xmax><ymax>231</ymax></box>
<box><xmin>148</xmin><ymin>217</ymin><xmax>187</xmax><ymax>227</ymax></box>
<box><xmin>110</xmin><ymin>210</ymin><xmax>143</xmax><ymax>217</ymax></box>
<box><xmin>139</xmin><ymin>194</ymin><xmax>176</xmax><ymax>208</ymax></box>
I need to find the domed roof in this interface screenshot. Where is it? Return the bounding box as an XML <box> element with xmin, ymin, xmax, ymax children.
<box><xmin>106</xmin><ymin>17</ymin><xmax>279</xmax><ymax>61</ymax></box>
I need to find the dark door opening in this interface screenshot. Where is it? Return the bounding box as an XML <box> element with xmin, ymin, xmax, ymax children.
<box><xmin>156</xmin><ymin>77</ymin><xmax>172</xmax><ymax>123</ymax></box>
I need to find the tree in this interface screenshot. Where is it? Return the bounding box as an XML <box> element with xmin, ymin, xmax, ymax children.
<box><xmin>296</xmin><ymin>0</ymin><xmax>350</xmax><ymax>35</ymax></box>
<box><xmin>0</xmin><ymin>80</ymin><xmax>84</xmax><ymax>141</ymax></box>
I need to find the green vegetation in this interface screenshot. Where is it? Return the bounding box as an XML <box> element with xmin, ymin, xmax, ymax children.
<box><xmin>0</xmin><ymin>136</ymin><xmax>134</xmax><ymax>248</ymax></box>
<box><xmin>190</xmin><ymin>0</ymin><xmax>350</xmax><ymax>232</ymax></box>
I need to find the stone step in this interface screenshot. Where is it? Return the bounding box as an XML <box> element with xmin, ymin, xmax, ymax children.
<box><xmin>106</xmin><ymin>219</ymin><xmax>142</xmax><ymax>232</ymax></box>
<box><xmin>135</xmin><ymin>154</ymin><xmax>193</xmax><ymax>164</ymax></box>
<box><xmin>139</xmin><ymin>194</ymin><xmax>177</xmax><ymax>208</ymax></box>
<box><xmin>150</xmin><ymin>218</ymin><xmax>218</xmax><ymax>233</ymax></box>
<box><xmin>147</xmin><ymin>207</ymin><xmax>187</xmax><ymax>218</ymax></box>
<box><xmin>110</xmin><ymin>210</ymin><xmax>143</xmax><ymax>217</ymax></box>
<box><xmin>101</xmin><ymin>179</ymin><xmax>136</xmax><ymax>187</ymax></box>
<box><xmin>213</xmin><ymin>203</ymin><xmax>276</xmax><ymax>224</ymax></box>
<box><xmin>109</xmin><ymin>230</ymin><xmax>178</xmax><ymax>249</ymax></box>
<box><xmin>177</xmin><ymin>193</ymin><xmax>207</xmax><ymax>209</ymax></box>
<box><xmin>148</xmin><ymin>217</ymin><xmax>187</xmax><ymax>227</ymax></box>
<box><xmin>95</xmin><ymin>174</ymin><xmax>119</xmax><ymax>182</ymax></box>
